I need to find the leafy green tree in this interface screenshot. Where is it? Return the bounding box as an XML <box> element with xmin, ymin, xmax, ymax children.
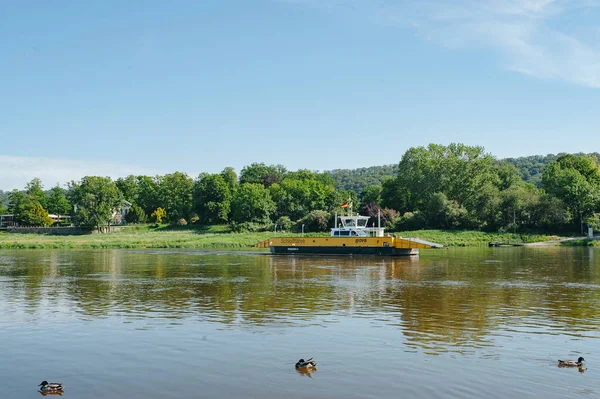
<box><xmin>125</xmin><ymin>204</ymin><xmax>148</xmax><ymax>224</ymax></box>
<box><xmin>269</xmin><ymin>178</ymin><xmax>337</xmax><ymax>221</ymax></box>
<box><xmin>157</xmin><ymin>172</ymin><xmax>193</xmax><ymax>223</ymax></box>
<box><xmin>542</xmin><ymin>154</ymin><xmax>600</xmax><ymax>225</ymax></box>
<box><xmin>7</xmin><ymin>190</ymin><xmax>26</xmax><ymax>215</ymax></box>
<box><xmin>230</xmin><ymin>183</ymin><xmax>275</xmax><ymax>224</ymax></box>
<box><xmin>136</xmin><ymin>175</ymin><xmax>161</xmax><ymax>216</ymax></box>
<box><xmin>239</xmin><ymin>163</ymin><xmax>287</xmax><ymax>187</ymax></box>
<box><xmin>193</xmin><ymin>173</ymin><xmax>232</xmax><ymax>224</ymax></box>
<box><xmin>116</xmin><ymin>175</ymin><xmax>140</xmax><ymax>204</ymax></box>
<box><xmin>220</xmin><ymin>167</ymin><xmax>238</xmax><ymax>192</ymax></box>
<box><xmin>18</xmin><ymin>201</ymin><xmax>53</xmax><ymax>226</ymax></box>
<box><xmin>46</xmin><ymin>185</ymin><xmax>72</xmax><ymax>218</ymax></box>
<box><xmin>25</xmin><ymin>178</ymin><xmax>47</xmax><ymax>209</ymax></box>
<box><xmin>381</xmin><ymin>144</ymin><xmax>499</xmax><ymax>228</ymax></box>
<box><xmin>360</xmin><ymin>185</ymin><xmax>382</xmax><ymax>205</ymax></box>
<box><xmin>68</xmin><ymin>176</ymin><xmax>124</xmax><ymax>232</ymax></box>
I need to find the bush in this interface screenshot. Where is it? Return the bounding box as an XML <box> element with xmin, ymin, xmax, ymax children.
<box><xmin>396</xmin><ymin>211</ymin><xmax>425</xmax><ymax>231</ymax></box>
<box><xmin>176</xmin><ymin>218</ymin><xmax>188</xmax><ymax>226</ymax></box>
<box><xmin>125</xmin><ymin>205</ymin><xmax>148</xmax><ymax>224</ymax></box>
<box><xmin>190</xmin><ymin>215</ymin><xmax>200</xmax><ymax>224</ymax></box>
<box><xmin>297</xmin><ymin>210</ymin><xmax>331</xmax><ymax>232</ymax></box>
<box><xmin>150</xmin><ymin>208</ymin><xmax>167</xmax><ymax>224</ymax></box>
<box><xmin>275</xmin><ymin>216</ymin><xmax>293</xmax><ymax>231</ymax></box>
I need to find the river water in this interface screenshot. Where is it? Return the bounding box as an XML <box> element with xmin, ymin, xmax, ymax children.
<box><xmin>0</xmin><ymin>247</ymin><xmax>598</xmax><ymax>398</ymax></box>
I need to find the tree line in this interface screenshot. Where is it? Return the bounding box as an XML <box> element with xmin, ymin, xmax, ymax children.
<box><xmin>1</xmin><ymin>143</ymin><xmax>599</xmax><ymax>233</ymax></box>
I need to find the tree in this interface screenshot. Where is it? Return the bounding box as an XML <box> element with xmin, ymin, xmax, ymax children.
<box><xmin>157</xmin><ymin>172</ymin><xmax>193</xmax><ymax>223</ymax></box>
<box><xmin>381</xmin><ymin>143</ymin><xmax>499</xmax><ymax>229</ymax></box>
<box><xmin>542</xmin><ymin>154</ymin><xmax>600</xmax><ymax>225</ymax></box>
<box><xmin>25</xmin><ymin>178</ymin><xmax>48</xmax><ymax>209</ymax></box>
<box><xmin>136</xmin><ymin>175</ymin><xmax>160</xmax><ymax>217</ymax></box>
<box><xmin>18</xmin><ymin>202</ymin><xmax>53</xmax><ymax>226</ymax></box>
<box><xmin>46</xmin><ymin>185</ymin><xmax>72</xmax><ymax>218</ymax></box>
<box><xmin>126</xmin><ymin>204</ymin><xmax>148</xmax><ymax>224</ymax></box>
<box><xmin>193</xmin><ymin>174</ymin><xmax>232</xmax><ymax>224</ymax></box>
<box><xmin>360</xmin><ymin>185</ymin><xmax>382</xmax><ymax>205</ymax></box>
<box><xmin>220</xmin><ymin>167</ymin><xmax>238</xmax><ymax>192</ymax></box>
<box><xmin>68</xmin><ymin>176</ymin><xmax>124</xmax><ymax>232</ymax></box>
<box><xmin>230</xmin><ymin>183</ymin><xmax>275</xmax><ymax>224</ymax></box>
<box><xmin>116</xmin><ymin>175</ymin><xmax>140</xmax><ymax>204</ymax></box>
<box><xmin>239</xmin><ymin>163</ymin><xmax>287</xmax><ymax>187</ymax></box>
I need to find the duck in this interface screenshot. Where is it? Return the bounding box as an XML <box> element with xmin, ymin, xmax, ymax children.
<box><xmin>295</xmin><ymin>358</ymin><xmax>317</xmax><ymax>370</ymax></box>
<box><xmin>38</xmin><ymin>381</ymin><xmax>64</xmax><ymax>393</ymax></box>
<box><xmin>558</xmin><ymin>357</ymin><xmax>585</xmax><ymax>367</ymax></box>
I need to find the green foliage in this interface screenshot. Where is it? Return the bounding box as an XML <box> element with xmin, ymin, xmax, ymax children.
<box><xmin>193</xmin><ymin>173</ymin><xmax>232</xmax><ymax>224</ymax></box>
<box><xmin>275</xmin><ymin>216</ymin><xmax>293</xmax><ymax>231</ymax></box>
<box><xmin>46</xmin><ymin>185</ymin><xmax>72</xmax><ymax>217</ymax></box>
<box><xmin>18</xmin><ymin>202</ymin><xmax>53</xmax><ymax>226</ymax></box>
<box><xmin>239</xmin><ymin>163</ymin><xmax>287</xmax><ymax>187</ymax></box>
<box><xmin>269</xmin><ymin>177</ymin><xmax>337</xmax><ymax>221</ymax></box>
<box><xmin>542</xmin><ymin>154</ymin><xmax>600</xmax><ymax>223</ymax></box>
<box><xmin>25</xmin><ymin>178</ymin><xmax>47</xmax><ymax>210</ymax></box>
<box><xmin>125</xmin><ymin>204</ymin><xmax>148</xmax><ymax>224</ymax></box>
<box><xmin>116</xmin><ymin>175</ymin><xmax>141</xmax><ymax>204</ymax></box>
<box><xmin>360</xmin><ymin>185</ymin><xmax>382</xmax><ymax>205</ymax></box>
<box><xmin>157</xmin><ymin>172</ymin><xmax>193</xmax><ymax>223</ymax></box>
<box><xmin>68</xmin><ymin>176</ymin><xmax>124</xmax><ymax>231</ymax></box>
<box><xmin>150</xmin><ymin>208</ymin><xmax>167</xmax><ymax>224</ymax></box>
<box><xmin>230</xmin><ymin>183</ymin><xmax>276</xmax><ymax>225</ymax></box>
<box><xmin>297</xmin><ymin>210</ymin><xmax>331</xmax><ymax>232</ymax></box>
<box><xmin>230</xmin><ymin>221</ymin><xmax>271</xmax><ymax>233</ymax></box>
<box><xmin>327</xmin><ymin>165</ymin><xmax>397</xmax><ymax>195</ymax></box>
<box><xmin>220</xmin><ymin>167</ymin><xmax>238</xmax><ymax>191</ymax></box>
<box><xmin>425</xmin><ymin>192</ymin><xmax>469</xmax><ymax>229</ymax></box>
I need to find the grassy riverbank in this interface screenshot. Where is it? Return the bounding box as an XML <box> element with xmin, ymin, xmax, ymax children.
<box><xmin>0</xmin><ymin>224</ymin><xmax>573</xmax><ymax>249</ymax></box>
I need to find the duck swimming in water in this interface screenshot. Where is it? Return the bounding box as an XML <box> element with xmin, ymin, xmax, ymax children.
<box><xmin>558</xmin><ymin>357</ymin><xmax>585</xmax><ymax>367</ymax></box>
<box><xmin>295</xmin><ymin>358</ymin><xmax>317</xmax><ymax>370</ymax></box>
<box><xmin>38</xmin><ymin>381</ymin><xmax>63</xmax><ymax>393</ymax></box>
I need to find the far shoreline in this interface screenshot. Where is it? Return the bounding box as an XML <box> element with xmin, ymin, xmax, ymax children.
<box><xmin>1</xmin><ymin>224</ymin><xmax>597</xmax><ymax>250</ymax></box>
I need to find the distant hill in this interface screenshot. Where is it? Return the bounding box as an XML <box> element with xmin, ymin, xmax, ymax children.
<box><xmin>327</xmin><ymin>153</ymin><xmax>600</xmax><ymax>194</ymax></box>
<box><xmin>326</xmin><ymin>165</ymin><xmax>397</xmax><ymax>195</ymax></box>
<box><xmin>503</xmin><ymin>152</ymin><xmax>600</xmax><ymax>186</ymax></box>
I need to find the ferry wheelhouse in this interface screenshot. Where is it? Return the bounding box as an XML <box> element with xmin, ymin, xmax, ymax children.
<box><xmin>256</xmin><ymin>209</ymin><xmax>443</xmax><ymax>256</ymax></box>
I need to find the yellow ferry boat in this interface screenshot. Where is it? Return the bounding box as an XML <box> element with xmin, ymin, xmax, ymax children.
<box><xmin>255</xmin><ymin>211</ymin><xmax>443</xmax><ymax>256</ymax></box>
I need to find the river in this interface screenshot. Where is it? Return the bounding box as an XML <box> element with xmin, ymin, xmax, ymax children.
<box><xmin>0</xmin><ymin>247</ymin><xmax>598</xmax><ymax>398</ymax></box>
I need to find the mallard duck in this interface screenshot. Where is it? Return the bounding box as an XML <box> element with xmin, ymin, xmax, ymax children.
<box><xmin>295</xmin><ymin>358</ymin><xmax>317</xmax><ymax>370</ymax></box>
<box><xmin>38</xmin><ymin>381</ymin><xmax>63</xmax><ymax>393</ymax></box>
<box><xmin>558</xmin><ymin>357</ymin><xmax>585</xmax><ymax>367</ymax></box>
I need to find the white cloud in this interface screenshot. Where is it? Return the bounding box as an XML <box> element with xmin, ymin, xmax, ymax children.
<box><xmin>281</xmin><ymin>0</ymin><xmax>600</xmax><ymax>88</ymax></box>
<box><xmin>0</xmin><ymin>156</ymin><xmax>164</xmax><ymax>191</ymax></box>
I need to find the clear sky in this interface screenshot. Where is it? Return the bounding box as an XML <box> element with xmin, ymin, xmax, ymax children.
<box><xmin>1</xmin><ymin>0</ymin><xmax>599</xmax><ymax>189</ymax></box>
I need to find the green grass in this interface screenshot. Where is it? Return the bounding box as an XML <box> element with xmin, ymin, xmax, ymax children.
<box><xmin>0</xmin><ymin>225</ymin><xmax>573</xmax><ymax>249</ymax></box>
<box><xmin>560</xmin><ymin>239</ymin><xmax>600</xmax><ymax>247</ymax></box>
<box><xmin>392</xmin><ymin>229</ymin><xmax>563</xmax><ymax>247</ymax></box>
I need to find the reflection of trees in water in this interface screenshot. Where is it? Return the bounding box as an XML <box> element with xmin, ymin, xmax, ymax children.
<box><xmin>0</xmin><ymin>249</ymin><xmax>599</xmax><ymax>349</ymax></box>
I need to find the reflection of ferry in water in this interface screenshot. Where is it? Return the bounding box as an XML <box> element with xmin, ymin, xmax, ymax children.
<box><xmin>256</xmin><ymin>211</ymin><xmax>443</xmax><ymax>256</ymax></box>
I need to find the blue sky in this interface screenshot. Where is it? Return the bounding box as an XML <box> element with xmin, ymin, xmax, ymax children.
<box><xmin>1</xmin><ymin>0</ymin><xmax>599</xmax><ymax>189</ymax></box>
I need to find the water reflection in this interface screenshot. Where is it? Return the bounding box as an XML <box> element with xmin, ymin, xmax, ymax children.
<box><xmin>1</xmin><ymin>248</ymin><xmax>599</xmax><ymax>399</ymax></box>
<box><xmin>1</xmin><ymin>249</ymin><xmax>599</xmax><ymax>351</ymax></box>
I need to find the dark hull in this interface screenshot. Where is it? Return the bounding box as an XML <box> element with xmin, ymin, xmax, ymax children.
<box><xmin>270</xmin><ymin>246</ymin><xmax>418</xmax><ymax>256</ymax></box>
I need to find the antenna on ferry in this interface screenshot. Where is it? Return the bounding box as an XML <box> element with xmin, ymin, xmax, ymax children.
<box><xmin>335</xmin><ymin>212</ymin><xmax>337</xmax><ymax>229</ymax></box>
<box><xmin>378</xmin><ymin>208</ymin><xmax>381</xmax><ymax>229</ymax></box>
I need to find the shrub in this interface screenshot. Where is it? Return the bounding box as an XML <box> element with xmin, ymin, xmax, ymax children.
<box><xmin>230</xmin><ymin>222</ymin><xmax>271</xmax><ymax>233</ymax></box>
<box><xmin>275</xmin><ymin>216</ymin><xmax>293</xmax><ymax>231</ymax></box>
<box><xmin>297</xmin><ymin>210</ymin><xmax>331</xmax><ymax>232</ymax></box>
<box><xmin>150</xmin><ymin>208</ymin><xmax>167</xmax><ymax>224</ymax></box>
<box><xmin>177</xmin><ymin>218</ymin><xmax>188</xmax><ymax>226</ymax></box>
